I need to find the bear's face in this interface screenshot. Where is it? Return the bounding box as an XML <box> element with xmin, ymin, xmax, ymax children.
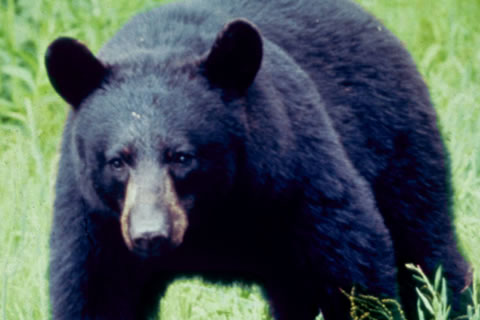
<box><xmin>46</xmin><ymin>20</ymin><xmax>263</xmax><ymax>256</ymax></box>
<box><xmin>75</xmin><ymin>80</ymin><xmax>241</xmax><ymax>255</ymax></box>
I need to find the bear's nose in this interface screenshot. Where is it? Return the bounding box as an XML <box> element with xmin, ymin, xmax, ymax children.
<box><xmin>131</xmin><ymin>231</ymin><xmax>170</xmax><ymax>255</ymax></box>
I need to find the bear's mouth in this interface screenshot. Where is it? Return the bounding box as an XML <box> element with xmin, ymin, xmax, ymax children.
<box><xmin>130</xmin><ymin>235</ymin><xmax>175</xmax><ymax>258</ymax></box>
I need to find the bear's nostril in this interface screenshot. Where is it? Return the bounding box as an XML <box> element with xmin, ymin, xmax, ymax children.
<box><xmin>132</xmin><ymin>232</ymin><xmax>169</xmax><ymax>254</ymax></box>
<box><xmin>132</xmin><ymin>237</ymin><xmax>151</xmax><ymax>252</ymax></box>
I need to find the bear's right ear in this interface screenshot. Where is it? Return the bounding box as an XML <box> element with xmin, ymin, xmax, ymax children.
<box><xmin>203</xmin><ymin>19</ymin><xmax>263</xmax><ymax>93</ymax></box>
<box><xmin>45</xmin><ymin>37</ymin><xmax>109</xmax><ymax>109</ymax></box>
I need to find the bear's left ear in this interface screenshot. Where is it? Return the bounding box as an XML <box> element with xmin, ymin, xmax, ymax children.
<box><xmin>45</xmin><ymin>37</ymin><xmax>109</xmax><ymax>109</ymax></box>
<box><xmin>203</xmin><ymin>19</ymin><xmax>263</xmax><ymax>92</ymax></box>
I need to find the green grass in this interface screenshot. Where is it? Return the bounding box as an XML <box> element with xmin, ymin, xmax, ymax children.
<box><xmin>0</xmin><ymin>0</ymin><xmax>479</xmax><ymax>319</ymax></box>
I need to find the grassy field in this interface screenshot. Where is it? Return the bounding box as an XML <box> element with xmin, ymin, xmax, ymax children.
<box><xmin>0</xmin><ymin>0</ymin><xmax>479</xmax><ymax>319</ymax></box>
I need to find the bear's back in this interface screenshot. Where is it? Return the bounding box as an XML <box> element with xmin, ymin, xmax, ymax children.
<box><xmin>98</xmin><ymin>0</ymin><xmax>436</xmax><ymax>184</ymax></box>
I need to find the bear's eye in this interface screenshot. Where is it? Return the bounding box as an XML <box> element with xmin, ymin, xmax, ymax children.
<box><xmin>167</xmin><ymin>151</ymin><xmax>195</xmax><ymax>166</ymax></box>
<box><xmin>109</xmin><ymin>158</ymin><xmax>125</xmax><ymax>171</ymax></box>
<box><xmin>174</xmin><ymin>153</ymin><xmax>194</xmax><ymax>165</ymax></box>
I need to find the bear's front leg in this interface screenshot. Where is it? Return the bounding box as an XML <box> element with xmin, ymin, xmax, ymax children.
<box><xmin>49</xmin><ymin>208</ymin><xmax>166</xmax><ymax>320</ymax></box>
<box><xmin>265</xmin><ymin>234</ymin><xmax>396</xmax><ymax>320</ymax></box>
<box><xmin>310</xmin><ymin>201</ymin><xmax>397</xmax><ymax>320</ymax></box>
<box><xmin>264</xmin><ymin>178</ymin><xmax>398</xmax><ymax>320</ymax></box>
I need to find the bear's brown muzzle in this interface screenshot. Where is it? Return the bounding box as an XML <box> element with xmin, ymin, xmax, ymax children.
<box><xmin>120</xmin><ymin>173</ymin><xmax>188</xmax><ymax>256</ymax></box>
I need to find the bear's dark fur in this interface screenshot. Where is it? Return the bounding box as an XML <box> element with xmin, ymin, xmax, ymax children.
<box><xmin>46</xmin><ymin>0</ymin><xmax>471</xmax><ymax>319</ymax></box>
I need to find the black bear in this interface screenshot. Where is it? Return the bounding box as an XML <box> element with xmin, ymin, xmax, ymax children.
<box><xmin>45</xmin><ymin>0</ymin><xmax>472</xmax><ymax>319</ymax></box>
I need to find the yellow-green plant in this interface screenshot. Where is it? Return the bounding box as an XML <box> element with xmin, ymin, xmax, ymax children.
<box><xmin>406</xmin><ymin>264</ymin><xmax>480</xmax><ymax>320</ymax></box>
<box><xmin>342</xmin><ymin>287</ymin><xmax>406</xmax><ymax>320</ymax></box>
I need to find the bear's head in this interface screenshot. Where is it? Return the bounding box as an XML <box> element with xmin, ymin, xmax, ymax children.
<box><xmin>46</xmin><ymin>19</ymin><xmax>263</xmax><ymax>257</ymax></box>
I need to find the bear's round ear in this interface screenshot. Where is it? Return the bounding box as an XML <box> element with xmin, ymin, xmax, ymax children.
<box><xmin>203</xmin><ymin>19</ymin><xmax>263</xmax><ymax>92</ymax></box>
<box><xmin>45</xmin><ymin>37</ymin><xmax>109</xmax><ymax>109</ymax></box>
